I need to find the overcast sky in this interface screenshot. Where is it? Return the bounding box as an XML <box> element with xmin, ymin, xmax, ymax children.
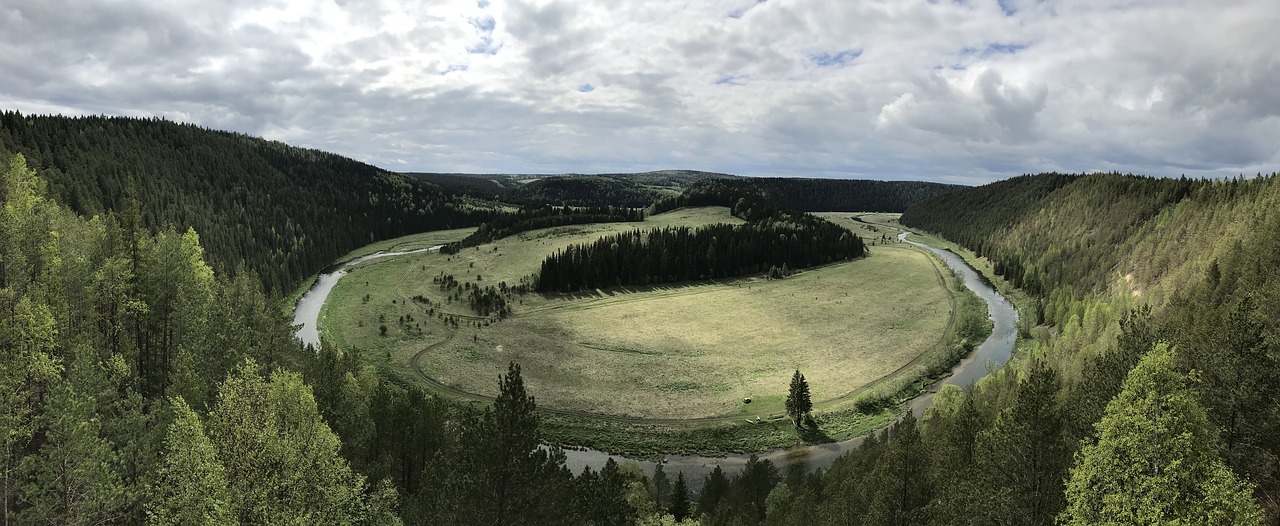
<box><xmin>3</xmin><ymin>0</ymin><xmax>1278</xmax><ymax>184</ymax></box>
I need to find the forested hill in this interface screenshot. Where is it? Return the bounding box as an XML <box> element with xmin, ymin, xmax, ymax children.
<box><xmin>0</xmin><ymin>112</ymin><xmax>493</xmax><ymax>292</ymax></box>
<box><xmin>795</xmin><ymin>171</ymin><xmax>1280</xmax><ymax>525</ymax></box>
<box><xmin>405</xmin><ymin>170</ymin><xmax>737</xmax><ymax>207</ymax></box>
<box><xmin>666</xmin><ymin>177</ymin><xmax>963</xmax><ymax>213</ymax></box>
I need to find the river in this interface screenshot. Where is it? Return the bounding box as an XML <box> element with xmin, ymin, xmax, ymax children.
<box><xmin>291</xmin><ymin>233</ymin><xmax>1018</xmax><ymax>490</ymax></box>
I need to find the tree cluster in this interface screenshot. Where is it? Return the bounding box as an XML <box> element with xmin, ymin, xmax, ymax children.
<box><xmin>535</xmin><ymin>218</ymin><xmax>864</xmax><ymax>292</ymax></box>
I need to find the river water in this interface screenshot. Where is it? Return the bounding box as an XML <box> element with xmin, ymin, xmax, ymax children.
<box><xmin>291</xmin><ymin>234</ymin><xmax>1018</xmax><ymax>489</ymax></box>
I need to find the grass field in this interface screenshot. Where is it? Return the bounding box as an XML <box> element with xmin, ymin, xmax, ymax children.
<box><xmin>322</xmin><ymin>207</ymin><xmax>961</xmax><ymax>424</ymax></box>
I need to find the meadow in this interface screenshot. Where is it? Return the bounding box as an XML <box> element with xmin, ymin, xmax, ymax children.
<box><xmin>321</xmin><ymin>207</ymin><xmax>978</xmax><ymax>451</ymax></box>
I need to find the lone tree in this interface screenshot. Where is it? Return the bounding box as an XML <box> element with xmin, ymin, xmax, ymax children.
<box><xmin>785</xmin><ymin>370</ymin><xmax>813</xmax><ymax>427</ymax></box>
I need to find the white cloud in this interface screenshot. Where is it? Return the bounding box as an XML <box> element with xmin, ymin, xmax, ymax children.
<box><xmin>2</xmin><ymin>0</ymin><xmax>1279</xmax><ymax>184</ymax></box>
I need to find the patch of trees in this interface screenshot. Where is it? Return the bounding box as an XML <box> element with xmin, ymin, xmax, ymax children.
<box><xmin>651</xmin><ymin>176</ymin><xmax>963</xmax><ymax>214</ymax></box>
<box><xmin>440</xmin><ymin>204</ymin><xmax>644</xmax><ymax>254</ymax></box>
<box><xmin>900</xmin><ymin>172</ymin><xmax>1198</xmax><ymax>296</ymax></box>
<box><xmin>0</xmin><ymin>112</ymin><xmax>495</xmax><ymax>292</ymax></box>
<box><xmin>535</xmin><ymin>218</ymin><xmax>865</xmax><ymax>292</ymax></box>
<box><xmin>432</xmin><ymin>272</ymin><xmax>529</xmax><ymax>318</ymax></box>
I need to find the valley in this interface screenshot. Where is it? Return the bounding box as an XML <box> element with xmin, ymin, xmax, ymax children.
<box><xmin>311</xmin><ymin>208</ymin><xmax>990</xmax><ymax>453</ymax></box>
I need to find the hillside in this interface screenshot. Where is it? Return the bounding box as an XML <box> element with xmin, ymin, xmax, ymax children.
<box><xmin>0</xmin><ymin>112</ymin><xmax>494</xmax><ymax>292</ymax></box>
<box><xmin>794</xmin><ymin>172</ymin><xmax>1280</xmax><ymax>524</ymax></box>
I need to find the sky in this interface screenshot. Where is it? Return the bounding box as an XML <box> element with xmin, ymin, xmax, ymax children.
<box><xmin>2</xmin><ymin>0</ymin><xmax>1279</xmax><ymax>185</ymax></box>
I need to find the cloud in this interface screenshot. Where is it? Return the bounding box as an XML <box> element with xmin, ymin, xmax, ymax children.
<box><xmin>2</xmin><ymin>0</ymin><xmax>1279</xmax><ymax>184</ymax></box>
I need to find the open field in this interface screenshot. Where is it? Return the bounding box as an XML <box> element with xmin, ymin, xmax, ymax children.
<box><xmin>422</xmin><ymin>247</ymin><xmax>950</xmax><ymax>419</ymax></box>
<box><xmin>283</xmin><ymin>227</ymin><xmax>479</xmax><ymax>316</ymax></box>
<box><xmin>322</xmin><ymin>207</ymin><xmax>960</xmax><ymax>427</ymax></box>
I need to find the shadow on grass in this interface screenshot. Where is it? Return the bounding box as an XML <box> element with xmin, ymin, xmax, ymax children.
<box><xmin>796</xmin><ymin>418</ymin><xmax>834</xmax><ymax>444</ymax></box>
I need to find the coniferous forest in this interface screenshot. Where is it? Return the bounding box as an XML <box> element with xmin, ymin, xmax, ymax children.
<box><xmin>0</xmin><ymin>112</ymin><xmax>495</xmax><ymax>292</ymax></box>
<box><xmin>6</xmin><ymin>110</ymin><xmax>1280</xmax><ymax>525</ymax></box>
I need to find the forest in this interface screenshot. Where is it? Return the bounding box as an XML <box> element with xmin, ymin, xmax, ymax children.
<box><xmin>0</xmin><ymin>112</ymin><xmax>495</xmax><ymax>293</ymax></box>
<box><xmin>405</xmin><ymin>170</ymin><xmax>736</xmax><ymax>207</ymax></box>
<box><xmin>0</xmin><ymin>151</ymin><xmax>721</xmax><ymax>524</ymax></box>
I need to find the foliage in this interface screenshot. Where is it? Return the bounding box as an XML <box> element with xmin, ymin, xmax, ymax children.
<box><xmin>784</xmin><ymin>370</ymin><xmax>812</xmax><ymax>428</ymax></box>
<box><xmin>146</xmin><ymin>398</ymin><xmax>234</xmax><ymax>526</ymax></box>
<box><xmin>1060</xmin><ymin>344</ymin><xmax>1262</xmax><ymax>525</ymax></box>
<box><xmin>440</xmin><ymin>204</ymin><xmax>644</xmax><ymax>254</ymax></box>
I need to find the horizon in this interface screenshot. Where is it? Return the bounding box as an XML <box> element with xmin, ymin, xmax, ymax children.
<box><xmin>4</xmin><ymin>0</ymin><xmax>1278</xmax><ymax>184</ymax></box>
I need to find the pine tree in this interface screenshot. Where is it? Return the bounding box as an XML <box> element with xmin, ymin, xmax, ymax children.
<box><xmin>1060</xmin><ymin>344</ymin><xmax>1263</xmax><ymax>525</ymax></box>
<box><xmin>669</xmin><ymin>471</ymin><xmax>690</xmax><ymax>523</ymax></box>
<box><xmin>698</xmin><ymin>466</ymin><xmax>730</xmax><ymax>519</ymax></box>
<box><xmin>651</xmin><ymin>460</ymin><xmax>670</xmax><ymax>512</ymax></box>
<box><xmin>18</xmin><ymin>379</ymin><xmax>125</xmax><ymax>525</ymax></box>
<box><xmin>785</xmin><ymin>370</ymin><xmax>812</xmax><ymax>428</ymax></box>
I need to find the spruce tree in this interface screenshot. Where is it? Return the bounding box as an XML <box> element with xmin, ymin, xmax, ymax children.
<box><xmin>669</xmin><ymin>472</ymin><xmax>690</xmax><ymax>523</ymax></box>
<box><xmin>785</xmin><ymin>370</ymin><xmax>812</xmax><ymax>427</ymax></box>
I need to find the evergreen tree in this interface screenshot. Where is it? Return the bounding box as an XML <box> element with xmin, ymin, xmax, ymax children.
<box><xmin>1060</xmin><ymin>344</ymin><xmax>1262</xmax><ymax>525</ymax></box>
<box><xmin>652</xmin><ymin>460</ymin><xmax>671</xmax><ymax>513</ymax></box>
<box><xmin>17</xmin><ymin>379</ymin><xmax>125</xmax><ymax>525</ymax></box>
<box><xmin>698</xmin><ymin>466</ymin><xmax>730</xmax><ymax>519</ymax></box>
<box><xmin>454</xmin><ymin>362</ymin><xmax>575</xmax><ymax>526</ymax></box>
<box><xmin>785</xmin><ymin>370</ymin><xmax>812</xmax><ymax>428</ymax></box>
<box><xmin>670</xmin><ymin>471</ymin><xmax>690</xmax><ymax>523</ymax></box>
<box><xmin>971</xmin><ymin>361</ymin><xmax>1069</xmax><ymax>526</ymax></box>
<box><xmin>864</xmin><ymin>411</ymin><xmax>931</xmax><ymax>525</ymax></box>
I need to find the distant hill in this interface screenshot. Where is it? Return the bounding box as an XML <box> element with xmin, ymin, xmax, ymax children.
<box><xmin>406</xmin><ymin>170</ymin><xmax>957</xmax><ymax>212</ymax></box>
<box><xmin>0</xmin><ymin>112</ymin><xmax>494</xmax><ymax>291</ymax></box>
<box><xmin>404</xmin><ymin>170</ymin><xmax>736</xmax><ymax>207</ymax></box>
<box><xmin>659</xmin><ymin>177</ymin><xmax>965</xmax><ymax>213</ymax></box>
